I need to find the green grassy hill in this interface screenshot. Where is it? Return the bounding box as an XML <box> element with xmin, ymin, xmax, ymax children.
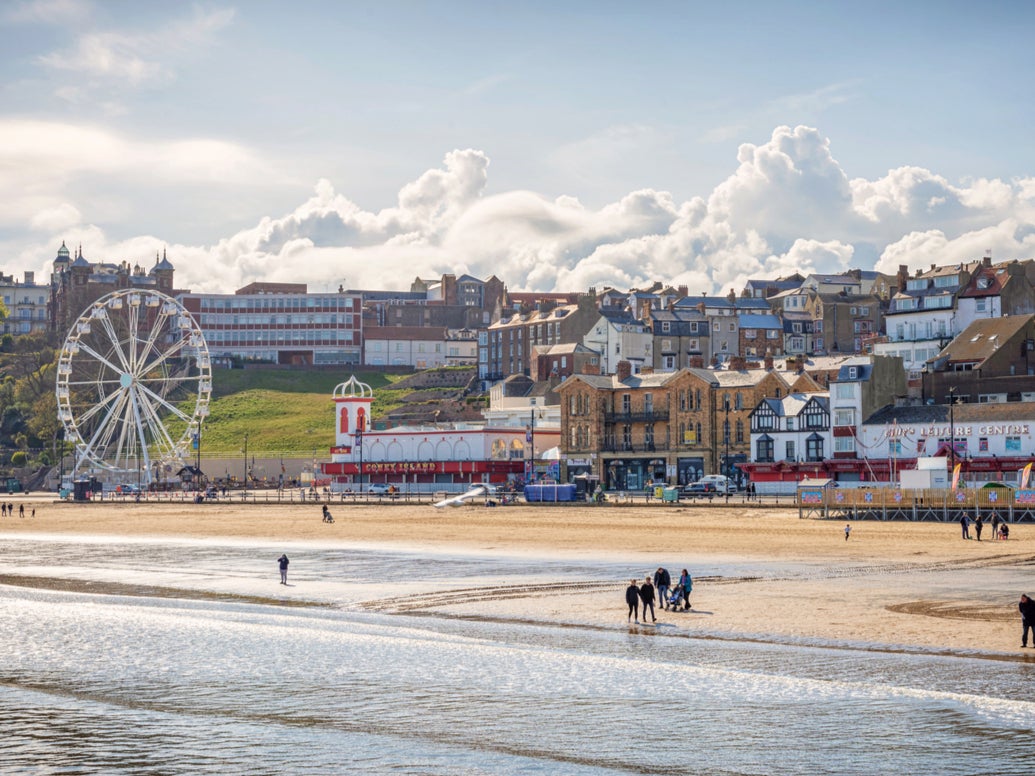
<box><xmin>201</xmin><ymin>369</ymin><xmax>413</xmax><ymax>455</ymax></box>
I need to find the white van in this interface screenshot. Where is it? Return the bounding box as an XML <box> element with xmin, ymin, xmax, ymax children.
<box><xmin>699</xmin><ymin>474</ymin><xmax>737</xmax><ymax>494</ymax></box>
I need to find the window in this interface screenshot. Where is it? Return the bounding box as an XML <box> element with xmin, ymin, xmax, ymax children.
<box><xmin>736</xmin><ymin>419</ymin><xmax>744</xmax><ymax>444</ymax></box>
<box><xmin>834</xmin><ymin>409</ymin><xmax>855</xmax><ymax>426</ymax></box>
<box><xmin>888</xmin><ymin>439</ymin><xmax>903</xmax><ymax>456</ymax></box>
<box><xmin>835</xmin><ymin>383</ymin><xmax>855</xmax><ymax>400</ymax></box>
<box><xmin>621</xmin><ymin>394</ymin><xmax>631</xmax><ymax>413</ymax></box>
<box><xmin>756</xmin><ymin>435</ymin><xmax>774</xmax><ymax>462</ymax></box>
<box><xmin>713</xmin><ymin>321</ymin><xmax>720</xmax><ymax>331</ymax></box>
<box><xmin>729</xmin><ymin>322</ymin><xmax>735</xmax><ymax>332</ymax></box>
<box><xmin>661</xmin><ymin>321</ymin><xmax>670</xmax><ymax>333</ymax></box>
<box><xmin>785</xmin><ymin>441</ymin><xmax>796</xmax><ymax>461</ymax></box>
<box><xmin>806</xmin><ymin>434</ymin><xmax>824</xmax><ymax>461</ymax></box>
<box><xmin>834</xmin><ymin>436</ymin><xmax>856</xmax><ymax>453</ymax></box>
<box><xmin>786</xmin><ymin>418</ymin><xmax>795</xmax><ymax>431</ymax></box>
<box><xmin>662</xmin><ymin>355</ymin><xmax>675</xmax><ymax>370</ymax></box>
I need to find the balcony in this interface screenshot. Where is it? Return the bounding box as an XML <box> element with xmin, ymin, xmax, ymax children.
<box><xmin>601</xmin><ymin>442</ymin><xmax>668</xmax><ymax>453</ymax></box>
<box><xmin>604</xmin><ymin>410</ymin><xmax>670</xmax><ymax>423</ymax></box>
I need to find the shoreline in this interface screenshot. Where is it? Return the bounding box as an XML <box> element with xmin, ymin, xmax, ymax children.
<box><xmin>2</xmin><ymin>500</ymin><xmax>1033</xmax><ymax>660</ymax></box>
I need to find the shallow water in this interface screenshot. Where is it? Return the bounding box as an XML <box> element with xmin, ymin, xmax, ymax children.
<box><xmin>1</xmin><ymin>536</ymin><xmax>1033</xmax><ymax>775</ymax></box>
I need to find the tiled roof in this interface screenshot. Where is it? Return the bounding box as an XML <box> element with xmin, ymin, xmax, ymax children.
<box><xmin>865</xmin><ymin>401</ymin><xmax>1035</xmax><ymax>426</ymax></box>
<box><xmin>928</xmin><ymin>314</ymin><xmax>1035</xmax><ymax>365</ymax></box>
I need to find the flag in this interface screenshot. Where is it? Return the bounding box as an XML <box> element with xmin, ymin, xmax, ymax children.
<box><xmin>950</xmin><ymin>462</ymin><xmax>962</xmax><ymax>490</ymax></box>
<box><xmin>1021</xmin><ymin>462</ymin><xmax>1033</xmax><ymax>489</ymax></box>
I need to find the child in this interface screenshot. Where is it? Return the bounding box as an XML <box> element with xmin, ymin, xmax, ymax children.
<box><xmin>844</xmin><ymin>523</ymin><xmax>852</xmax><ymax>541</ymax></box>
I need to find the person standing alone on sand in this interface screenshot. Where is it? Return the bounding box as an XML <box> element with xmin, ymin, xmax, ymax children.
<box><xmin>278</xmin><ymin>554</ymin><xmax>289</xmax><ymax>585</ymax></box>
<box><xmin>844</xmin><ymin>524</ymin><xmax>852</xmax><ymax>541</ymax></box>
<box><xmin>640</xmin><ymin>576</ymin><xmax>656</xmax><ymax>623</ymax></box>
<box><xmin>1020</xmin><ymin>594</ymin><xmax>1035</xmax><ymax>648</ymax></box>
<box><xmin>960</xmin><ymin>514</ymin><xmax>970</xmax><ymax>540</ymax></box>
<box><xmin>974</xmin><ymin>515</ymin><xmax>984</xmax><ymax>541</ymax></box>
<box><xmin>625</xmin><ymin>579</ymin><xmax>640</xmax><ymax>623</ymax></box>
<box><xmin>654</xmin><ymin>567</ymin><xmax>671</xmax><ymax>610</ymax></box>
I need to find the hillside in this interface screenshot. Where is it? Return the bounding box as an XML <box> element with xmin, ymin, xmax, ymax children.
<box><xmin>201</xmin><ymin>366</ymin><xmax>484</xmax><ymax>455</ymax></box>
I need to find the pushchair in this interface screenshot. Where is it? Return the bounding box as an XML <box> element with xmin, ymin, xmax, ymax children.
<box><xmin>667</xmin><ymin>585</ymin><xmax>687</xmax><ymax>610</ymax></box>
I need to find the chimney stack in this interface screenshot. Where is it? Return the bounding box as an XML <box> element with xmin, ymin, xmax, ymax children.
<box><xmin>616</xmin><ymin>360</ymin><xmax>632</xmax><ymax>382</ymax></box>
<box><xmin>764</xmin><ymin>350</ymin><xmax>774</xmax><ymax>370</ymax></box>
<box><xmin>688</xmin><ymin>353</ymin><xmax>705</xmax><ymax>368</ymax></box>
<box><xmin>729</xmin><ymin>355</ymin><xmax>746</xmax><ymax>371</ymax></box>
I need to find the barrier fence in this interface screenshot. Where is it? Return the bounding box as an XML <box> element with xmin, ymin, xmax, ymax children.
<box><xmin>797</xmin><ymin>486</ymin><xmax>1035</xmax><ymax>522</ymax></box>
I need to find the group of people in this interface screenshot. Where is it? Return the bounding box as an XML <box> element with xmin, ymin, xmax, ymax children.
<box><xmin>959</xmin><ymin>513</ymin><xmax>1009</xmax><ymax>541</ymax></box>
<box><xmin>0</xmin><ymin>503</ymin><xmax>29</xmax><ymax>517</ymax></box>
<box><xmin>625</xmin><ymin>567</ymin><xmax>693</xmax><ymax>624</ymax></box>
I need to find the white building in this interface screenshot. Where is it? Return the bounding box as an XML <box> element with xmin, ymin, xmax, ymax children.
<box><xmin>583</xmin><ymin>309</ymin><xmax>653</xmax><ymax>375</ymax></box>
<box><xmin>0</xmin><ymin>271</ymin><xmax>49</xmax><ymax>336</ymax></box>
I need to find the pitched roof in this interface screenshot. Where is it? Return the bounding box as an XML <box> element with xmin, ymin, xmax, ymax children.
<box><xmin>927</xmin><ymin>314</ymin><xmax>1035</xmax><ymax>366</ymax></box>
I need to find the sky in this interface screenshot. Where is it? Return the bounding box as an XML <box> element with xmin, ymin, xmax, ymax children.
<box><xmin>1</xmin><ymin>0</ymin><xmax>1034</xmax><ymax>296</ymax></box>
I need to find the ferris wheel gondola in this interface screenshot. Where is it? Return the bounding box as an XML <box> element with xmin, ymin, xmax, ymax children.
<box><xmin>55</xmin><ymin>289</ymin><xmax>211</xmax><ymax>486</ymax></box>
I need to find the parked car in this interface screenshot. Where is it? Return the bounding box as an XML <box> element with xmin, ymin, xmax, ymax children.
<box><xmin>367</xmin><ymin>483</ymin><xmax>390</xmax><ymax>495</ymax></box>
<box><xmin>682</xmin><ymin>482</ymin><xmax>718</xmax><ymax>499</ymax></box>
<box><xmin>699</xmin><ymin>474</ymin><xmax>737</xmax><ymax>494</ymax></box>
<box><xmin>117</xmin><ymin>483</ymin><xmax>141</xmax><ymax>495</ymax></box>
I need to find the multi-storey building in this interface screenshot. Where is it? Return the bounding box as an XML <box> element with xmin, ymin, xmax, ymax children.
<box><xmin>738</xmin><ymin>312</ymin><xmax>784</xmax><ymax>358</ymax></box>
<box><xmin>178</xmin><ymin>283</ymin><xmax>362</xmax><ymax>365</ymax></box>
<box><xmin>557</xmin><ymin>358</ymin><xmax>790</xmax><ymax>489</ymax></box>
<box><xmin>483</xmin><ymin>293</ymin><xmax>599</xmax><ymax>381</ymax></box>
<box><xmin>955</xmin><ymin>257</ymin><xmax>1035</xmax><ymax>333</ymax></box>
<box><xmin>745</xmin><ymin>392</ymin><xmax>832</xmax><ymax>493</ymax></box>
<box><xmin>50</xmin><ymin>242</ymin><xmax>178</xmax><ymax>335</ymax></box>
<box><xmin>874</xmin><ymin>262</ymin><xmax>978</xmax><ymax>374</ymax></box>
<box><xmin>804</xmin><ymin>291</ymin><xmax>882</xmax><ymax>355</ymax></box>
<box><xmin>582</xmin><ymin>308</ymin><xmax>653</xmax><ymax>375</ymax></box>
<box><xmin>0</xmin><ymin>271</ymin><xmax>49</xmax><ymax>336</ymax></box>
<box><xmin>648</xmin><ymin>307</ymin><xmax>710</xmax><ymax>371</ymax></box>
<box><xmin>921</xmin><ymin>314</ymin><xmax>1035</xmax><ymax>404</ymax></box>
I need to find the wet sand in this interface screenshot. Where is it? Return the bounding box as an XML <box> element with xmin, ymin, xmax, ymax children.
<box><xmin>2</xmin><ymin>497</ymin><xmax>1032</xmax><ymax>658</ymax></box>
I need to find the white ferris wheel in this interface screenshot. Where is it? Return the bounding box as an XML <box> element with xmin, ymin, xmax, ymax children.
<box><xmin>56</xmin><ymin>289</ymin><xmax>211</xmax><ymax>485</ymax></box>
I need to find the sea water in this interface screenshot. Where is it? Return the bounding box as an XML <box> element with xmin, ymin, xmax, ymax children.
<box><xmin>1</xmin><ymin>536</ymin><xmax>1033</xmax><ymax>775</ymax></box>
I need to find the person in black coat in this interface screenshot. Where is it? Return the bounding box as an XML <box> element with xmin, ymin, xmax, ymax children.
<box><xmin>625</xmin><ymin>579</ymin><xmax>640</xmax><ymax>623</ymax></box>
<box><xmin>654</xmin><ymin>567</ymin><xmax>671</xmax><ymax>610</ymax></box>
<box><xmin>1020</xmin><ymin>594</ymin><xmax>1035</xmax><ymax>648</ymax></box>
<box><xmin>639</xmin><ymin>577</ymin><xmax>657</xmax><ymax>622</ymax></box>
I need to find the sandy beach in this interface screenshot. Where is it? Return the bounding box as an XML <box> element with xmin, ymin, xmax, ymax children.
<box><xmin>2</xmin><ymin>497</ymin><xmax>1033</xmax><ymax>659</ymax></box>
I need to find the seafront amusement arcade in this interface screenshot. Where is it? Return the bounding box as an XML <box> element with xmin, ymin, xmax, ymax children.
<box><xmin>318</xmin><ymin>376</ymin><xmax>559</xmax><ymax>492</ymax></box>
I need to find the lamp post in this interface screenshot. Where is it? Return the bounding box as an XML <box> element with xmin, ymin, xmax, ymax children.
<box><xmin>195</xmin><ymin>418</ymin><xmax>202</xmax><ymax>493</ymax></box>
<box><xmin>723</xmin><ymin>396</ymin><xmax>731</xmax><ymax>500</ymax></box>
<box><xmin>527</xmin><ymin>407</ymin><xmax>538</xmax><ymax>484</ymax></box>
<box><xmin>356</xmin><ymin>430</ymin><xmax>363</xmax><ymax>491</ymax></box>
<box><xmin>242</xmin><ymin>432</ymin><xmax>249</xmax><ymax>489</ymax></box>
<box><xmin>948</xmin><ymin>386</ymin><xmax>957</xmax><ymax>477</ymax></box>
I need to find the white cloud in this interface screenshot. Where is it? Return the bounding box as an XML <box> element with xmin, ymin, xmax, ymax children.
<box><xmin>12</xmin><ymin>125</ymin><xmax>1035</xmax><ymax>302</ymax></box>
<box><xmin>3</xmin><ymin>0</ymin><xmax>90</xmax><ymax>25</ymax></box>
<box><xmin>36</xmin><ymin>6</ymin><xmax>235</xmax><ymax>90</ymax></box>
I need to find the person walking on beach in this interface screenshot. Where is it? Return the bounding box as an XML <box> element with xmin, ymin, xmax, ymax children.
<box><xmin>1</xmin><ymin>503</ymin><xmax>6</xmax><ymax>517</ymax></box>
<box><xmin>640</xmin><ymin>576</ymin><xmax>657</xmax><ymax>623</ymax></box>
<box><xmin>678</xmin><ymin>569</ymin><xmax>692</xmax><ymax>610</ymax></box>
<box><xmin>625</xmin><ymin>579</ymin><xmax>640</xmax><ymax>623</ymax></box>
<box><xmin>991</xmin><ymin>512</ymin><xmax>1002</xmax><ymax>540</ymax></box>
<box><xmin>959</xmin><ymin>514</ymin><xmax>971</xmax><ymax>540</ymax></box>
<box><xmin>1020</xmin><ymin>594</ymin><xmax>1035</xmax><ymax>648</ymax></box>
<box><xmin>18</xmin><ymin>504</ymin><xmax>24</xmax><ymax>518</ymax></box>
<box><xmin>844</xmin><ymin>523</ymin><xmax>852</xmax><ymax>541</ymax></box>
<box><xmin>277</xmin><ymin>554</ymin><xmax>290</xmax><ymax>585</ymax></box>
<box><xmin>974</xmin><ymin>515</ymin><xmax>984</xmax><ymax>541</ymax></box>
<box><xmin>654</xmin><ymin>567</ymin><xmax>671</xmax><ymax>611</ymax></box>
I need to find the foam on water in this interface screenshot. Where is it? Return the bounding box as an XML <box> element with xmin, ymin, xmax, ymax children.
<box><xmin>2</xmin><ymin>535</ymin><xmax>1034</xmax><ymax>774</ymax></box>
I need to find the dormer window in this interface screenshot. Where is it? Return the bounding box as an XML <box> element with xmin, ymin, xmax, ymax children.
<box><xmin>977</xmin><ymin>277</ymin><xmax>991</xmax><ymax>290</ymax></box>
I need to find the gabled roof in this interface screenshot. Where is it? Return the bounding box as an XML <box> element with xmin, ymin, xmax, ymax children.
<box><xmin>926</xmin><ymin>313</ymin><xmax>1035</xmax><ymax>367</ymax></box>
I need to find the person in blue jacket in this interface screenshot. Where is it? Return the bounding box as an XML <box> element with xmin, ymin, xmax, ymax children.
<box><xmin>678</xmin><ymin>569</ymin><xmax>693</xmax><ymax>610</ymax></box>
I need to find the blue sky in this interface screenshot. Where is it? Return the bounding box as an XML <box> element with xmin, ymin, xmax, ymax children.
<box><xmin>1</xmin><ymin>0</ymin><xmax>1033</xmax><ymax>294</ymax></box>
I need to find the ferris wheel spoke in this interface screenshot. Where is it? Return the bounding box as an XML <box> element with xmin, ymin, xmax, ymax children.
<box><xmin>78</xmin><ymin>390</ymin><xmax>132</xmax><ymax>466</ymax></box>
<box><xmin>135</xmin><ymin>307</ymin><xmax>174</xmax><ymax>373</ymax></box>
<box><xmin>135</xmin><ymin>388</ymin><xmax>182</xmax><ymax>456</ymax></box>
<box><xmin>76</xmin><ymin>340</ymin><xmax>129</xmax><ymax>378</ymax></box>
<box><xmin>74</xmin><ymin>388</ymin><xmax>123</xmax><ymax>426</ymax></box>
<box><xmin>138</xmin><ymin>334</ymin><xmax>189</xmax><ymax>377</ymax></box>
<box><xmin>137</xmin><ymin>382</ymin><xmax>195</xmax><ymax>424</ymax></box>
<box><xmin>95</xmin><ymin>308</ymin><xmax>133</xmax><ymax>373</ymax></box>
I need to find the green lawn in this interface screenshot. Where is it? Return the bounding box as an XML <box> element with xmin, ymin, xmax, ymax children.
<box><xmin>200</xmin><ymin>369</ymin><xmax>414</xmax><ymax>454</ymax></box>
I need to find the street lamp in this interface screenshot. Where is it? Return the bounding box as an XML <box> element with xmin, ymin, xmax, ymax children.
<box><xmin>356</xmin><ymin>429</ymin><xmax>363</xmax><ymax>490</ymax></box>
<box><xmin>723</xmin><ymin>396</ymin><xmax>731</xmax><ymax>499</ymax></box>
<box><xmin>948</xmin><ymin>386</ymin><xmax>957</xmax><ymax>477</ymax></box>
<box><xmin>242</xmin><ymin>432</ymin><xmax>249</xmax><ymax>489</ymax></box>
<box><xmin>527</xmin><ymin>407</ymin><xmax>543</xmax><ymax>483</ymax></box>
<box><xmin>195</xmin><ymin>418</ymin><xmax>203</xmax><ymax>493</ymax></box>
